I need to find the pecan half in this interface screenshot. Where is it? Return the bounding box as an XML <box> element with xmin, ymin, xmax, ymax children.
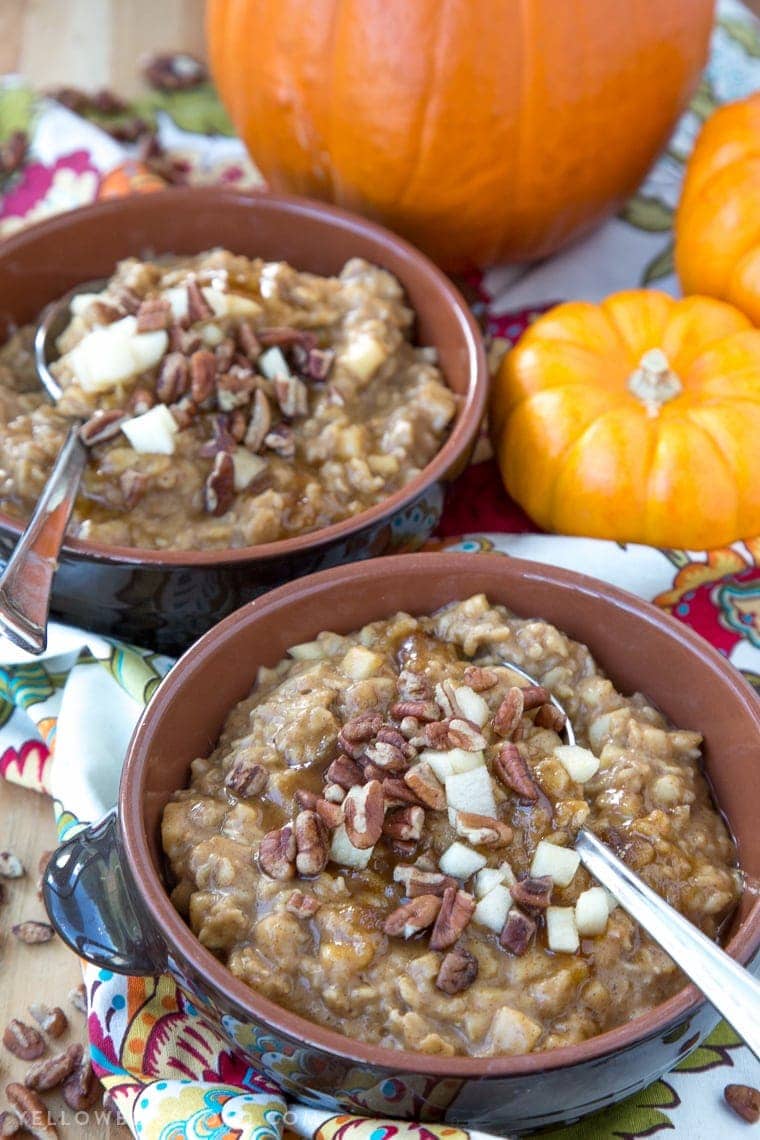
<box><xmin>435</xmin><ymin>946</ymin><xmax>479</xmax><ymax>994</ymax></box>
<box><xmin>382</xmin><ymin>805</ymin><xmax>425</xmax><ymax>842</ymax></box>
<box><xmin>5</xmin><ymin>1084</ymin><xmax>57</xmax><ymax>1138</ymax></box>
<box><xmin>315</xmin><ymin>798</ymin><xmax>343</xmax><ymax>829</ymax></box>
<box><xmin>724</xmin><ymin>1084</ymin><xmax>760</xmax><ymax>1124</ymax></box>
<box><xmin>274</xmin><ymin>375</ymin><xmax>309</xmax><ymax>418</ymax></box>
<box><xmin>0</xmin><ymin>851</ymin><xmax>24</xmax><ymax>878</ymax></box>
<box><xmin>499</xmin><ymin>907</ymin><xmax>536</xmax><ymax>956</ymax></box>
<box><xmin>403</xmin><ymin>762</ymin><xmax>446</xmax><ymax>810</ymax></box>
<box><xmin>12</xmin><ymin>921</ymin><xmax>54</xmax><ymax>944</ymax></box>
<box><xmin>186</xmin><ymin>278</ymin><xmax>213</xmax><ymax>322</ymax></box>
<box><xmin>383</xmin><ymin>894</ymin><xmax>442</xmax><ymax>938</ymax></box>
<box><xmin>0</xmin><ymin>1111</ymin><xmax>20</xmax><ymax>1137</ymax></box>
<box><xmin>520</xmin><ymin>684</ymin><xmax>550</xmax><ymax>710</ymax></box>
<box><xmin>493</xmin><ymin>688</ymin><xmax>525</xmax><ymax>738</ymax></box>
<box><xmin>338</xmin><ymin>713</ymin><xmax>384</xmax><ymax>758</ymax></box>
<box><xmin>258</xmin><ymin>825</ymin><xmax>296</xmax><ymax>880</ymax></box>
<box><xmin>68</xmin><ymin>985</ymin><xmax>87</xmax><ymax>1015</ymax></box>
<box><xmin>28</xmin><ymin>1005</ymin><xmax>67</xmax><ymax>1039</ymax></box>
<box><xmin>244</xmin><ymin>389</ymin><xmax>272</xmax><ymax>453</ymax></box>
<box><xmin>325</xmin><ymin>754</ymin><xmax>364</xmax><ymax>789</ymax></box>
<box><xmin>225</xmin><ymin>761</ymin><xmax>268</xmax><ymax>798</ymax></box>
<box><xmin>135</xmin><ymin>297</ymin><xmax>171</xmax><ymax>333</ymax></box>
<box><xmin>142</xmin><ymin>51</ymin><xmax>207</xmax><ymax>92</ymax></box>
<box><xmin>510</xmin><ymin>875</ymin><xmax>553</xmax><ymax>911</ymax></box>
<box><xmin>286</xmin><ymin>890</ymin><xmax>321</xmax><ymax>918</ymax></box>
<box><xmin>79</xmin><ymin>408</ymin><xmax>126</xmax><ymax>446</ymax></box>
<box><xmin>25</xmin><ymin>1043</ymin><xmax>82</xmax><ymax>1091</ymax></box>
<box><xmin>190</xmin><ymin>349</ymin><xmax>217</xmax><ymax>404</ymax></box>
<box><xmin>390</xmin><ymin>699</ymin><xmax>440</xmax><ymax>722</ymax></box>
<box><xmin>294</xmin><ymin>810</ymin><xmax>329</xmax><ymax>876</ymax></box>
<box><xmin>263</xmin><ymin>423</ymin><xmax>295</xmax><ymax>458</ymax></box>
<box><xmin>156</xmin><ymin>351</ymin><xmax>189</xmax><ymax>403</ymax></box>
<box><xmin>493</xmin><ymin>742</ymin><xmax>540</xmax><ymax>802</ymax></box>
<box><xmin>363</xmin><ymin>739</ymin><xmax>409</xmax><ymax>773</ymax></box>
<box><xmin>397</xmin><ymin>669</ymin><xmax>433</xmax><ymax>701</ymax></box>
<box><xmin>394</xmin><ymin>866</ymin><xmax>457</xmax><ymax>898</ymax></box>
<box><xmin>203</xmin><ymin>451</ymin><xmax>235</xmax><ymax>516</ymax></box>
<box><xmin>382</xmin><ymin>778</ymin><xmax>424</xmax><ymax>808</ymax></box>
<box><xmin>429</xmin><ymin>888</ymin><xmax>476</xmax><ymax>951</ymax></box>
<box><xmin>454</xmin><ymin>811</ymin><xmax>513</xmax><ymax>847</ymax></box>
<box><xmin>462</xmin><ymin>665</ymin><xmax>499</xmax><ymax>691</ymax></box>
<box><xmin>445</xmin><ymin>717</ymin><xmax>487</xmax><ymax>751</ymax></box>
<box><xmin>120</xmin><ymin>470</ymin><xmax>148</xmax><ymax>509</ymax></box>
<box><xmin>62</xmin><ymin>1061</ymin><xmax>100</xmax><ymax>1111</ymax></box>
<box><xmin>534</xmin><ymin>703</ymin><xmax>567</xmax><ymax>733</ymax></box>
<box><xmin>343</xmin><ymin>780</ymin><xmax>385</xmax><ymax>849</ymax></box>
<box><xmin>3</xmin><ymin>1019</ymin><xmax>45</xmax><ymax>1060</ymax></box>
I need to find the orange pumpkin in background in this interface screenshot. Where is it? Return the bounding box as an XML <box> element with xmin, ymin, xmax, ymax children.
<box><xmin>676</xmin><ymin>92</ymin><xmax>760</xmax><ymax>324</ymax></box>
<box><xmin>491</xmin><ymin>291</ymin><xmax>760</xmax><ymax>550</ymax></box>
<box><xmin>207</xmin><ymin>0</ymin><xmax>714</xmax><ymax>271</ymax></box>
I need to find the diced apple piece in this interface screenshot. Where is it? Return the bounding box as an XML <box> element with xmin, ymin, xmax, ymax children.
<box><xmin>70</xmin><ymin>292</ymin><xmax>105</xmax><ymax>317</ymax></box>
<box><xmin>530</xmin><ymin>840</ymin><xmax>581</xmax><ymax>887</ymax></box>
<box><xmin>340</xmin><ymin>333</ymin><xmax>386</xmax><ymax>381</ymax></box>
<box><xmin>330</xmin><ymin>824</ymin><xmax>373</xmax><ymax>869</ymax></box>
<box><xmin>420</xmin><ymin>748</ymin><xmax>484</xmax><ymax>782</ymax></box>
<box><xmin>340</xmin><ymin>645</ymin><xmax>383</xmax><ymax>680</ymax></box>
<box><xmin>454</xmin><ymin>685</ymin><xmax>490</xmax><ymax>727</ymax></box>
<box><xmin>201</xmin><ymin>323</ymin><xmax>225</xmax><ymax>347</ymax></box>
<box><xmin>473</xmin><ymin>885</ymin><xmax>513</xmax><ymax>932</ymax></box>
<box><xmin>121</xmin><ymin>404</ymin><xmax>178</xmax><ymax>455</ymax></box>
<box><xmin>575</xmin><ymin>888</ymin><xmax>610</xmax><ymax>936</ymax></box>
<box><xmin>445</xmin><ymin>765</ymin><xmax>497</xmax><ymax>819</ymax></box>
<box><xmin>202</xmin><ymin>284</ymin><xmax>260</xmax><ymax>319</ymax></box>
<box><xmin>231</xmin><ymin>448</ymin><xmax>267</xmax><ymax>492</ymax></box>
<box><xmin>498</xmin><ymin>859</ymin><xmax>517</xmax><ymax>887</ymax></box>
<box><xmin>488</xmin><ymin>1007</ymin><xmax>542</xmax><ymax>1054</ymax></box>
<box><xmin>546</xmin><ymin>906</ymin><xmax>580</xmax><ymax>953</ymax></box>
<box><xmin>474</xmin><ymin>867</ymin><xmax>505</xmax><ymax>898</ymax></box>
<box><xmin>68</xmin><ymin>316</ymin><xmax>168</xmax><ymax>393</ymax></box>
<box><xmin>258</xmin><ymin>346</ymin><xmax>291</xmax><ymax>380</ymax></box>
<box><xmin>439</xmin><ymin>841</ymin><xmax>487</xmax><ymax>880</ymax></box>
<box><xmin>288</xmin><ymin>640</ymin><xmax>326</xmax><ymax>661</ymax></box>
<box><xmin>553</xmin><ymin>744</ymin><xmax>600</xmax><ymax>784</ymax></box>
<box><xmin>164</xmin><ymin>286</ymin><xmax>189</xmax><ymax>321</ymax></box>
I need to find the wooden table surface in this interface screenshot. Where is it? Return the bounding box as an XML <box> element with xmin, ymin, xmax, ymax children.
<box><xmin>0</xmin><ymin>0</ymin><xmax>758</xmax><ymax>1135</ymax></box>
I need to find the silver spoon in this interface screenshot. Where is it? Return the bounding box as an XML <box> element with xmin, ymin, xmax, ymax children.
<box><xmin>501</xmin><ymin>659</ymin><xmax>760</xmax><ymax>1062</ymax></box>
<box><xmin>0</xmin><ymin>280</ymin><xmax>107</xmax><ymax>655</ymax></box>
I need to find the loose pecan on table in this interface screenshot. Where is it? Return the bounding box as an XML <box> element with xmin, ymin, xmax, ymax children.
<box><xmin>499</xmin><ymin>907</ymin><xmax>537</xmax><ymax>956</ymax></box>
<box><xmin>258</xmin><ymin>825</ymin><xmax>297</xmax><ymax>880</ymax></box>
<box><xmin>294</xmin><ymin>810</ymin><xmax>329</xmax><ymax>876</ymax></box>
<box><xmin>5</xmin><ymin>1083</ymin><xmax>57</xmax><ymax>1138</ymax></box>
<box><xmin>203</xmin><ymin>451</ymin><xmax>235</xmax><ymax>516</ymax></box>
<box><xmin>24</xmin><ymin>1043</ymin><xmax>83</xmax><ymax>1092</ymax></box>
<box><xmin>724</xmin><ymin>1083</ymin><xmax>760</xmax><ymax>1124</ymax></box>
<box><xmin>383</xmin><ymin>894</ymin><xmax>442</xmax><ymax>938</ymax></box>
<box><xmin>510</xmin><ymin>875</ymin><xmax>553</xmax><ymax>911</ymax></box>
<box><xmin>343</xmin><ymin>780</ymin><xmax>385</xmax><ymax>849</ymax></box>
<box><xmin>225</xmin><ymin>761</ymin><xmax>268</xmax><ymax>798</ymax></box>
<box><xmin>79</xmin><ymin>408</ymin><xmax>126</xmax><ymax>447</ymax></box>
<box><xmin>0</xmin><ymin>852</ymin><xmax>24</xmax><ymax>878</ymax></box>
<box><xmin>435</xmin><ymin>946</ymin><xmax>479</xmax><ymax>994</ymax></box>
<box><xmin>11</xmin><ymin>921</ymin><xmax>54</xmax><ymax>945</ymax></box>
<box><xmin>68</xmin><ymin>985</ymin><xmax>87</xmax><ymax>1015</ymax></box>
<box><xmin>429</xmin><ymin>887</ymin><xmax>476</xmax><ymax>951</ymax></box>
<box><xmin>493</xmin><ymin>742</ymin><xmax>541</xmax><ymax>802</ymax></box>
<box><xmin>3</xmin><ymin>1019</ymin><xmax>45</xmax><ymax>1061</ymax></box>
<box><xmin>62</xmin><ymin>1061</ymin><xmax>101</xmax><ymax>1111</ymax></box>
<box><xmin>28</xmin><ymin>1005</ymin><xmax>67</xmax><ymax>1040</ymax></box>
<box><xmin>0</xmin><ymin>1111</ymin><xmax>20</xmax><ymax>1137</ymax></box>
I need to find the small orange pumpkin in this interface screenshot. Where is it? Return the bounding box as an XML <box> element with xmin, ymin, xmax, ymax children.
<box><xmin>676</xmin><ymin>92</ymin><xmax>760</xmax><ymax>323</ymax></box>
<box><xmin>491</xmin><ymin>291</ymin><xmax>760</xmax><ymax>549</ymax></box>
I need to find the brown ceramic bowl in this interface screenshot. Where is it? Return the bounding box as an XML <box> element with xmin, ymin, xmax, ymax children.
<box><xmin>0</xmin><ymin>188</ymin><xmax>486</xmax><ymax>653</ymax></box>
<box><xmin>44</xmin><ymin>553</ymin><xmax>760</xmax><ymax>1133</ymax></box>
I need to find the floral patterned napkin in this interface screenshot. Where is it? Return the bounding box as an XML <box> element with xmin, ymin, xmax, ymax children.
<box><xmin>0</xmin><ymin>2</ymin><xmax>759</xmax><ymax>1137</ymax></box>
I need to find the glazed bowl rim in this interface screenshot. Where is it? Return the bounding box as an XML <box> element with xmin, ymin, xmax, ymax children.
<box><xmin>121</xmin><ymin>551</ymin><xmax>760</xmax><ymax>1079</ymax></box>
<box><xmin>0</xmin><ymin>186</ymin><xmax>487</xmax><ymax>568</ymax></box>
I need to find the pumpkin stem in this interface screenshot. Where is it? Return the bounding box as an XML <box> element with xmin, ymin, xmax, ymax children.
<box><xmin>627</xmin><ymin>348</ymin><xmax>682</xmax><ymax>417</ymax></box>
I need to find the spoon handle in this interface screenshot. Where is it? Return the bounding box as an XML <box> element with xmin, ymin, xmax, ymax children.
<box><xmin>0</xmin><ymin>425</ymin><xmax>87</xmax><ymax>654</ymax></box>
<box><xmin>576</xmin><ymin>828</ymin><xmax>760</xmax><ymax>1063</ymax></box>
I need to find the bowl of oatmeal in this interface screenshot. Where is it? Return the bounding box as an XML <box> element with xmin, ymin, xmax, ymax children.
<box><xmin>0</xmin><ymin>188</ymin><xmax>486</xmax><ymax>652</ymax></box>
<box><xmin>43</xmin><ymin>553</ymin><xmax>760</xmax><ymax>1132</ymax></box>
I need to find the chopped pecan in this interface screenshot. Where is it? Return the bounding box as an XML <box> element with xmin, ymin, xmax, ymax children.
<box><xmin>203</xmin><ymin>451</ymin><xmax>235</xmax><ymax>516</ymax></box>
<box><xmin>429</xmin><ymin>887</ymin><xmax>476</xmax><ymax>951</ymax></box>
<box><xmin>274</xmin><ymin>374</ymin><xmax>309</xmax><ymax>418</ymax></box>
<box><xmin>338</xmin><ymin>713</ymin><xmax>384</xmax><ymax>758</ymax></box>
<box><xmin>398</xmin><ymin>716</ymin><xmax>421</xmax><ymax>739</ymax></box>
<box><xmin>434</xmin><ymin>679</ymin><xmax>458</xmax><ymax>717</ymax></box>
<box><xmin>295</xmin><ymin>789</ymin><xmax>319</xmax><ymax>811</ymax></box>
<box><xmin>534</xmin><ymin>703</ymin><xmax>567</xmax><ymax>733</ymax></box>
<box><xmin>25</xmin><ymin>1043</ymin><xmax>82</xmax><ymax>1091</ymax></box>
<box><xmin>28</xmin><ymin>1005</ymin><xmax>67</xmax><ymax>1039</ymax></box>
<box><xmin>244</xmin><ymin>390</ymin><xmax>272</xmax><ymax>453</ymax></box>
<box><xmin>382</xmin><ymin>805</ymin><xmax>425</xmax><ymax>842</ymax></box>
<box><xmin>462</xmin><ymin>665</ymin><xmax>499</xmax><ymax>691</ymax></box>
<box><xmin>382</xmin><ymin>778</ymin><xmax>424</xmax><ymax>807</ymax></box>
<box><xmin>225</xmin><ymin>761</ymin><xmax>268</xmax><ymax>798</ymax></box>
<box><xmin>362</xmin><ymin>762</ymin><xmax>386</xmax><ymax>783</ymax></box>
<box><xmin>390</xmin><ymin>699</ymin><xmax>440</xmax><ymax>722</ymax></box>
<box><xmin>435</xmin><ymin>946</ymin><xmax>479</xmax><ymax>994</ymax></box>
<box><xmin>89</xmin><ymin>299</ymin><xmax>122</xmax><ymax>325</ymax></box>
<box><xmin>79</xmin><ymin>408</ymin><xmax>126</xmax><ymax>446</ymax></box>
<box><xmin>0</xmin><ymin>851</ymin><xmax>24</xmax><ymax>878</ymax></box>
<box><xmin>494</xmin><ymin>742</ymin><xmax>540</xmax><ymax>802</ymax></box>
<box><xmin>454</xmin><ymin>811</ymin><xmax>513</xmax><ymax>847</ymax></box>
<box><xmin>258</xmin><ymin>825</ymin><xmax>297</xmax><ymax>880</ymax></box>
<box><xmin>168</xmin><ymin>323</ymin><xmax>202</xmax><ymax>354</ymax></box>
<box><xmin>68</xmin><ymin>985</ymin><xmax>87</xmax><ymax>1015</ymax></box>
<box><xmin>315</xmin><ymin>798</ymin><xmax>343</xmax><ymax>829</ymax></box>
<box><xmin>135</xmin><ymin>297</ymin><xmax>171</xmax><ymax>332</ymax></box>
<box><xmin>142</xmin><ymin>51</ymin><xmax>207</xmax><ymax>92</ymax></box>
<box><xmin>343</xmin><ymin>780</ymin><xmax>385</xmax><ymax>849</ymax></box>
<box><xmin>200</xmin><ymin>413</ymin><xmax>236</xmax><ymax>457</ymax></box>
<box><xmin>422</xmin><ymin>721</ymin><xmax>454</xmax><ymax>749</ymax></box>
<box><xmin>190</xmin><ymin>349</ymin><xmax>217</xmax><ymax>404</ymax></box>
<box><xmin>111</xmin><ymin>284</ymin><xmax>141</xmax><ymax>315</ymax></box>
<box><xmin>383</xmin><ymin>894</ymin><xmax>442</xmax><ymax>938</ymax></box>
<box><xmin>325</xmin><ymin>754</ymin><xmax>364</xmax><ymax>789</ymax></box>
<box><xmin>445</xmin><ymin>717</ymin><xmax>487</xmax><ymax>750</ymax></box>
<box><xmin>264</xmin><ymin>423</ymin><xmax>296</xmax><ymax>458</ymax></box>
<box><xmin>286</xmin><ymin>890</ymin><xmax>321</xmax><ymax>918</ymax></box>
<box><xmin>3</xmin><ymin>1020</ymin><xmax>45</xmax><ymax>1060</ymax></box>
<box><xmin>724</xmin><ymin>1084</ymin><xmax>760</xmax><ymax>1124</ymax></box>
<box><xmin>303</xmin><ymin>346</ymin><xmax>333</xmax><ymax>381</ymax></box>
<box><xmin>128</xmin><ymin>386</ymin><xmax>155</xmax><ymax>415</ymax></box>
<box><xmin>520</xmin><ymin>684</ymin><xmax>550</xmax><ymax>710</ymax></box>
<box><xmin>120</xmin><ymin>469</ymin><xmax>149</xmax><ymax>509</ymax></box>
<box><xmin>237</xmin><ymin>320</ymin><xmax>261</xmax><ymax>360</ymax></box>
<box><xmin>259</xmin><ymin>326</ymin><xmax>316</xmax><ymax>350</ymax></box>
<box><xmin>396</xmin><ymin>669</ymin><xmax>433</xmax><ymax>701</ymax></box>
<box><xmin>228</xmin><ymin>407</ymin><xmax>248</xmax><ymax>442</ymax></box>
<box><xmin>294</xmin><ymin>810</ymin><xmax>329</xmax><ymax>876</ymax></box>
<box><xmin>403</xmin><ymin>762</ymin><xmax>447</xmax><ymax>810</ymax></box>
<box><xmin>499</xmin><ymin>907</ymin><xmax>536</xmax><ymax>956</ymax></box>
<box><xmin>363</xmin><ymin>739</ymin><xmax>408</xmax><ymax>772</ymax></box>
<box><xmin>156</xmin><ymin>351</ymin><xmax>189</xmax><ymax>403</ymax></box>
<box><xmin>394</xmin><ymin>865</ymin><xmax>457</xmax><ymax>898</ymax></box>
<box><xmin>217</xmin><ymin>366</ymin><xmax>257</xmax><ymax>411</ymax></box>
<box><xmin>186</xmin><ymin>278</ymin><xmax>213</xmax><ymax>322</ymax></box>
<box><xmin>493</xmin><ymin>688</ymin><xmax>525</xmax><ymax>738</ymax></box>
<box><xmin>510</xmin><ymin>875</ymin><xmax>553</xmax><ymax>911</ymax></box>
<box><xmin>214</xmin><ymin>337</ymin><xmax>236</xmax><ymax>373</ymax></box>
<box><xmin>387</xmin><ymin>838</ymin><xmax>418</xmax><ymax>858</ymax></box>
<box><xmin>5</xmin><ymin>1084</ymin><xmax>57</xmax><ymax>1138</ymax></box>
<box><xmin>12</xmin><ymin>921</ymin><xmax>54</xmax><ymax>945</ymax></box>
<box><xmin>0</xmin><ymin>1111</ymin><xmax>20</xmax><ymax>1136</ymax></box>
<box><xmin>376</xmin><ymin>726</ymin><xmax>416</xmax><ymax>758</ymax></box>
<box><xmin>62</xmin><ymin>1061</ymin><xmax>100</xmax><ymax>1111</ymax></box>
<box><xmin>323</xmin><ymin>782</ymin><xmax>346</xmax><ymax>803</ymax></box>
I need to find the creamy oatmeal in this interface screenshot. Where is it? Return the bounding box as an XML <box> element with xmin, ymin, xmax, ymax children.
<box><xmin>162</xmin><ymin>595</ymin><xmax>741</xmax><ymax>1057</ymax></box>
<box><xmin>0</xmin><ymin>253</ymin><xmax>456</xmax><ymax>550</ymax></box>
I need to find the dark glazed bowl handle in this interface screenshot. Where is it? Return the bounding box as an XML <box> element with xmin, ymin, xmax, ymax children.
<box><xmin>43</xmin><ymin>809</ymin><xmax>167</xmax><ymax>976</ymax></box>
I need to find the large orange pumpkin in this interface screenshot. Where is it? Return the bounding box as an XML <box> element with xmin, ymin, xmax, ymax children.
<box><xmin>207</xmin><ymin>0</ymin><xmax>714</xmax><ymax>271</ymax></box>
<box><xmin>491</xmin><ymin>291</ymin><xmax>760</xmax><ymax>549</ymax></box>
<box><xmin>676</xmin><ymin>92</ymin><xmax>760</xmax><ymax>324</ymax></box>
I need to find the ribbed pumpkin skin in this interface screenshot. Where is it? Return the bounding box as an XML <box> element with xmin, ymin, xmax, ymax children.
<box><xmin>676</xmin><ymin>92</ymin><xmax>760</xmax><ymax>324</ymax></box>
<box><xmin>491</xmin><ymin>291</ymin><xmax>760</xmax><ymax>549</ymax></box>
<box><xmin>207</xmin><ymin>0</ymin><xmax>714</xmax><ymax>271</ymax></box>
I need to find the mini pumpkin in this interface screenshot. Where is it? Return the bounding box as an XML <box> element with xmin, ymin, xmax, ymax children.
<box><xmin>676</xmin><ymin>92</ymin><xmax>760</xmax><ymax>323</ymax></box>
<box><xmin>491</xmin><ymin>290</ymin><xmax>760</xmax><ymax>549</ymax></box>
